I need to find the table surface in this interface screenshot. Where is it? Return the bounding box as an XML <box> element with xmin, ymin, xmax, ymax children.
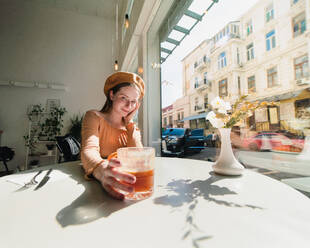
<box><xmin>1</xmin><ymin>157</ymin><xmax>310</xmax><ymax>248</ymax></box>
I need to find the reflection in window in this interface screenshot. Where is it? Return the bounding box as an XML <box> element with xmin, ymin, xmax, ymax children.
<box><xmin>267</xmin><ymin>67</ymin><xmax>278</xmax><ymax>87</ymax></box>
<box><xmin>266</xmin><ymin>4</ymin><xmax>274</xmax><ymax>22</ymax></box>
<box><xmin>219</xmin><ymin>78</ymin><xmax>228</xmax><ymax>97</ymax></box>
<box><xmin>218</xmin><ymin>52</ymin><xmax>227</xmax><ymax>69</ymax></box>
<box><xmin>247</xmin><ymin>43</ymin><xmax>254</xmax><ymax>61</ymax></box>
<box><xmin>248</xmin><ymin>75</ymin><xmax>256</xmax><ymax>94</ymax></box>
<box><xmin>293</xmin><ymin>12</ymin><xmax>306</xmax><ymax>37</ymax></box>
<box><xmin>266</xmin><ymin>30</ymin><xmax>276</xmax><ymax>51</ymax></box>
<box><xmin>294</xmin><ymin>54</ymin><xmax>309</xmax><ymax>80</ymax></box>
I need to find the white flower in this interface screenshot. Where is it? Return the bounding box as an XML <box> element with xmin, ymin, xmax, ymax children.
<box><xmin>206</xmin><ymin>111</ymin><xmax>225</xmax><ymax>128</ymax></box>
<box><xmin>211</xmin><ymin>97</ymin><xmax>231</xmax><ymax>114</ymax></box>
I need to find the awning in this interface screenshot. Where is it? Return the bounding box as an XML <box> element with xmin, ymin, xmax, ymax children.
<box><xmin>180</xmin><ymin>112</ymin><xmax>208</xmax><ymax>122</ymax></box>
<box><xmin>159</xmin><ymin>0</ymin><xmax>219</xmax><ymax>63</ymax></box>
<box><xmin>258</xmin><ymin>89</ymin><xmax>306</xmax><ymax>102</ymax></box>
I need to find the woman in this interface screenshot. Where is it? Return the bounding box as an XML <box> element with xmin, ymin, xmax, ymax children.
<box><xmin>81</xmin><ymin>71</ymin><xmax>145</xmax><ymax>200</ymax></box>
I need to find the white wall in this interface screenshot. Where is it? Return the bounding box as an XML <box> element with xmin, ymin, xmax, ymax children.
<box><xmin>0</xmin><ymin>0</ymin><xmax>114</xmax><ymax>170</ymax></box>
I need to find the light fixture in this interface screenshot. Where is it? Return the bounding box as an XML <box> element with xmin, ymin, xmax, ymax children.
<box><xmin>114</xmin><ymin>60</ymin><xmax>119</xmax><ymax>71</ymax></box>
<box><xmin>138</xmin><ymin>67</ymin><xmax>144</xmax><ymax>75</ymax></box>
<box><xmin>125</xmin><ymin>14</ymin><xmax>129</xmax><ymax>29</ymax></box>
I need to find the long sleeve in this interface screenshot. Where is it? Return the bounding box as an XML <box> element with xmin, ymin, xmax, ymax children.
<box><xmin>81</xmin><ymin>110</ymin><xmax>105</xmax><ymax>176</ymax></box>
<box><xmin>126</xmin><ymin>122</ymin><xmax>143</xmax><ymax>147</ymax></box>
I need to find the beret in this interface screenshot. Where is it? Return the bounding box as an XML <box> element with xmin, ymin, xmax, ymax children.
<box><xmin>104</xmin><ymin>71</ymin><xmax>145</xmax><ymax>99</ymax></box>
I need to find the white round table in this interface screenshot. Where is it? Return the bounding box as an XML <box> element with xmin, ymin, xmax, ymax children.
<box><xmin>1</xmin><ymin>157</ymin><xmax>310</xmax><ymax>248</ymax></box>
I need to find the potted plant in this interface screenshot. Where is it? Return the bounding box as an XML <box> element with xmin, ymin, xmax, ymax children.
<box><xmin>68</xmin><ymin>114</ymin><xmax>84</xmax><ymax>142</ymax></box>
<box><xmin>39</xmin><ymin>106</ymin><xmax>67</xmax><ymax>141</ymax></box>
<box><xmin>23</xmin><ymin>129</ymin><xmax>39</xmax><ymax>156</ymax></box>
<box><xmin>46</xmin><ymin>143</ymin><xmax>55</xmax><ymax>156</ymax></box>
<box><xmin>27</xmin><ymin>104</ymin><xmax>44</xmax><ymax>122</ymax></box>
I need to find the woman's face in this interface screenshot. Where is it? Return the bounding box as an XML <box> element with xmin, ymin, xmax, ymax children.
<box><xmin>110</xmin><ymin>85</ymin><xmax>140</xmax><ymax>117</ymax></box>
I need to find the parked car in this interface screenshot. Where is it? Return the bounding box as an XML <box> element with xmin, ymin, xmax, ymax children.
<box><xmin>242</xmin><ymin>132</ymin><xmax>304</xmax><ymax>151</ymax></box>
<box><xmin>162</xmin><ymin>128</ymin><xmax>206</xmax><ymax>157</ymax></box>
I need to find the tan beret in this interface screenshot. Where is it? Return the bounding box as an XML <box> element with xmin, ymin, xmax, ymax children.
<box><xmin>104</xmin><ymin>71</ymin><xmax>145</xmax><ymax>99</ymax></box>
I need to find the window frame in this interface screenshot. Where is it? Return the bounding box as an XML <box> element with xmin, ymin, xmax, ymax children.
<box><xmin>218</xmin><ymin>51</ymin><xmax>227</xmax><ymax>69</ymax></box>
<box><xmin>294</xmin><ymin>54</ymin><xmax>309</xmax><ymax>80</ymax></box>
<box><xmin>219</xmin><ymin>78</ymin><xmax>228</xmax><ymax>97</ymax></box>
<box><xmin>247</xmin><ymin>43</ymin><xmax>255</xmax><ymax>61</ymax></box>
<box><xmin>266</xmin><ymin>30</ymin><xmax>276</xmax><ymax>51</ymax></box>
<box><xmin>265</xmin><ymin>3</ymin><xmax>274</xmax><ymax>23</ymax></box>
<box><xmin>267</xmin><ymin>66</ymin><xmax>278</xmax><ymax>88</ymax></box>
<box><xmin>292</xmin><ymin>12</ymin><xmax>306</xmax><ymax>38</ymax></box>
<box><xmin>248</xmin><ymin>75</ymin><xmax>256</xmax><ymax>93</ymax></box>
<box><xmin>246</xmin><ymin>19</ymin><xmax>253</xmax><ymax>36</ymax></box>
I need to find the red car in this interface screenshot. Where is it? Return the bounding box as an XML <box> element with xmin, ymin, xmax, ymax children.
<box><xmin>242</xmin><ymin>132</ymin><xmax>304</xmax><ymax>151</ymax></box>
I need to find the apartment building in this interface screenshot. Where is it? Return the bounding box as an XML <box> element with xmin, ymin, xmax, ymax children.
<box><xmin>177</xmin><ymin>0</ymin><xmax>309</xmax><ymax>134</ymax></box>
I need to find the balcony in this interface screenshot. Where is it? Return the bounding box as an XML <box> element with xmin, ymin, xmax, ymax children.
<box><xmin>194</xmin><ymin>105</ymin><xmax>203</xmax><ymax>111</ymax></box>
<box><xmin>195</xmin><ymin>80</ymin><xmax>211</xmax><ymax>92</ymax></box>
<box><xmin>296</xmin><ymin>77</ymin><xmax>310</xmax><ymax>86</ymax></box>
<box><xmin>194</xmin><ymin>57</ymin><xmax>210</xmax><ymax>72</ymax></box>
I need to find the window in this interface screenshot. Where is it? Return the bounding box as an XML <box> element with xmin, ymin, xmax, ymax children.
<box><xmin>194</xmin><ymin>61</ymin><xmax>198</xmax><ymax>68</ymax></box>
<box><xmin>194</xmin><ymin>97</ymin><xmax>199</xmax><ymax>111</ymax></box>
<box><xmin>203</xmin><ymin>72</ymin><xmax>208</xmax><ymax>84</ymax></box>
<box><xmin>168</xmin><ymin>115</ymin><xmax>173</xmax><ymax>126</ymax></box>
<box><xmin>203</xmin><ymin>55</ymin><xmax>207</xmax><ymax>63</ymax></box>
<box><xmin>266</xmin><ymin>4</ymin><xmax>274</xmax><ymax>22</ymax></box>
<box><xmin>246</xmin><ymin>20</ymin><xmax>253</xmax><ymax>36</ymax></box>
<box><xmin>292</xmin><ymin>0</ymin><xmax>299</xmax><ymax>4</ymax></box>
<box><xmin>248</xmin><ymin>75</ymin><xmax>256</xmax><ymax>93</ymax></box>
<box><xmin>267</xmin><ymin>67</ymin><xmax>278</xmax><ymax>87</ymax></box>
<box><xmin>219</xmin><ymin>78</ymin><xmax>228</xmax><ymax>97</ymax></box>
<box><xmin>204</xmin><ymin>95</ymin><xmax>208</xmax><ymax>109</ymax></box>
<box><xmin>238</xmin><ymin>76</ymin><xmax>241</xmax><ymax>95</ymax></box>
<box><xmin>294</xmin><ymin>54</ymin><xmax>309</xmax><ymax>80</ymax></box>
<box><xmin>218</xmin><ymin>52</ymin><xmax>227</xmax><ymax>69</ymax></box>
<box><xmin>181</xmin><ymin>112</ymin><xmax>184</xmax><ymax>120</ymax></box>
<box><xmin>293</xmin><ymin>12</ymin><xmax>306</xmax><ymax>37</ymax></box>
<box><xmin>237</xmin><ymin>48</ymin><xmax>240</xmax><ymax>64</ymax></box>
<box><xmin>266</xmin><ymin>30</ymin><xmax>276</xmax><ymax>51</ymax></box>
<box><xmin>194</xmin><ymin>77</ymin><xmax>199</xmax><ymax>88</ymax></box>
<box><xmin>177</xmin><ymin>113</ymin><xmax>180</xmax><ymax>120</ymax></box>
<box><xmin>163</xmin><ymin>117</ymin><xmax>167</xmax><ymax>127</ymax></box>
<box><xmin>247</xmin><ymin>43</ymin><xmax>254</xmax><ymax>61</ymax></box>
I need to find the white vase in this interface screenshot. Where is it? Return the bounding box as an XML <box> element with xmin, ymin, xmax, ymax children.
<box><xmin>213</xmin><ymin>128</ymin><xmax>245</xmax><ymax>176</ymax></box>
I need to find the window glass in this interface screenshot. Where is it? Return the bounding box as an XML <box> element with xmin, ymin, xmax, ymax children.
<box><xmin>248</xmin><ymin>75</ymin><xmax>256</xmax><ymax>93</ymax></box>
<box><xmin>294</xmin><ymin>54</ymin><xmax>309</xmax><ymax>80</ymax></box>
<box><xmin>267</xmin><ymin>67</ymin><xmax>278</xmax><ymax>87</ymax></box>
<box><xmin>293</xmin><ymin>12</ymin><xmax>306</xmax><ymax>37</ymax></box>
<box><xmin>247</xmin><ymin>43</ymin><xmax>254</xmax><ymax>61</ymax></box>
<box><xmin>266</xmin><ymin>30</ymin><xmax>276</xmax><ymax>51</ymax></box>
<box><xmin>266</xmin><ymin>4</ymin><xmax>274</xmax><ymax>22</ymax></box>
<box><xmin>219</xmin><ymin>79</ymin><xmax>228</xmax><ymax>97</ymax></box>
<box><xmin>160</xmin><ymin>0</ymin><xmax>310</xmax><ymax>198</ymax></box>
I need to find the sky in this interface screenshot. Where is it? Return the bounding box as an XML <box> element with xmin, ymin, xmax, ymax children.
<box><xmin>161</xmin><ymin>0</ymin><xmax>260</xmax><ymax>108</ymax></box>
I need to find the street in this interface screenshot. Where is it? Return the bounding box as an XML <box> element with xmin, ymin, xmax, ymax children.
<box><xmin>183</xmin><ymin>147</ymin><xmax>310</xmax><ymax>198</ymax></box>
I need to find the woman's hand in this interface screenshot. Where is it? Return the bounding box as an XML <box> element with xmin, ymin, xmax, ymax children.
<box><xmin>123</xmin><ymin>102</ymin><xmax>140</xmax><ymax>126</ymax></box>
<box><xmin>93</xmin><ymin>158</ymin><xmax>136</xmax><ymax>200</ymax></box>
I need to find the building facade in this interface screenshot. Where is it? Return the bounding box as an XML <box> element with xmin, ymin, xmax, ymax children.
<box><xmin>167</xmin><ymin>0</ymin><xmax>310</xmax><ymax>135</ymax></box>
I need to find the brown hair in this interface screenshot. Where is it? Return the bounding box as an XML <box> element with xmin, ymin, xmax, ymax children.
<box><xmin>100</xmin><ymin>82</ymin><xmax>139</xmax><ymax>113</ymax></box>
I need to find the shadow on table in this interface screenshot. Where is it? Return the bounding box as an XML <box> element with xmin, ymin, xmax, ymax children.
<box><xmin>153</xmin><ymin>172</ymin><xmax>263</xmax><ymax>247</ymax></box>
<box><xmin>55</xmin><ymin>164</ymin><xmax>136</xmax><ymax>228</ymax></box>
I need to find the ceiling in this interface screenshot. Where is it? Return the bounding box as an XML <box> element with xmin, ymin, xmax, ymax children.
<box><xmin>23</xmin><ymin>0</ymin><xmax>123</xmax><ymax>19</ymax></box>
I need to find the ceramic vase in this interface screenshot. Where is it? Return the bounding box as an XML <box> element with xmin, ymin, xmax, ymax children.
<box><xmin>213</xmin><ymin>128</ymin><xmax>244</xmax><ymax>176</ymax></box>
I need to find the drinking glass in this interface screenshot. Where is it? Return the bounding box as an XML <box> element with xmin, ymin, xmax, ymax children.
<box><xmin>117</xmin><ymin>147</ymin><xmax>155</xmax><ymax>200</ymax></box>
